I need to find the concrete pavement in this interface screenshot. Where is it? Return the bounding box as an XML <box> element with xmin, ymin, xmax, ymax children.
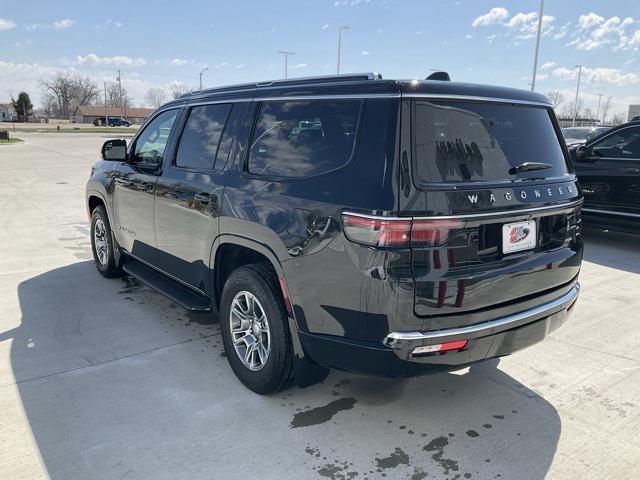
<box><xmin>0</xmin><ymin>133</ymin><xmax>638</xmax><ymax>480</ymax></box>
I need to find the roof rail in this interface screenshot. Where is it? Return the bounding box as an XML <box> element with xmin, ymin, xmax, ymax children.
<box><xmin>185</xmin><ymin>72</ymin><xmax>383</xmax><ymax>98</ymax></box>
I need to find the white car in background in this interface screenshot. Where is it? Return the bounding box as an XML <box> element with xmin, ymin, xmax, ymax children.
<box><xmin>561</xmin><ymin>126</ymin><xmax>612</xmax><ymax>147</ymax></box>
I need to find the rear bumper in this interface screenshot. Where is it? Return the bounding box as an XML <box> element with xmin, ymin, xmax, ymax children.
<box><xmin>299</xmin><ymin>283</ymin><xmax>580</xmax><ymax>377</ymax></box>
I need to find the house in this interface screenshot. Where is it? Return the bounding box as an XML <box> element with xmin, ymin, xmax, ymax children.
<box><xmin>0</xmin><ymin>103</ymin><xmax>15</xmax><ymax>122</ymax></box>
<box><xmin>74</xmin><ymin>106</ymin><xmax>155</xmax><ymax>125</ymax></box>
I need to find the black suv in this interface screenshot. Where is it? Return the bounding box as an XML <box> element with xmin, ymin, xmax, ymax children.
<box><xmin>86</xmin><ymin>73</ymin><xmax>583</xmax><ymax>394</ymax></box>
<box><xmin>570</xmin><ymin>120</ymin><xmax>640</xmax><ymax>234</ymax></box>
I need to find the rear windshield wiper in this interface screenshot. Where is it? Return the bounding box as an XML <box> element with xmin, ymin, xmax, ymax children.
<box><xmin>509</xmin><ymin>162</ymin><xmax>553</xmax><ymax>175</ymax></box>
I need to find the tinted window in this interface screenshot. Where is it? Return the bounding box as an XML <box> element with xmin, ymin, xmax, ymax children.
<box><xmin>413</xmin><ymin>101</ymin><xmax>569</xmax><ymax>184</ymax></box>
<box><xmin>175</xmin><ymin>104</ymin><xmax>232</xmax><ymax>170</ymax></box>
<box><xmin>591</xmin><ymin>127</ymin><xmax>640</xmax><ymax>159</ymax></box>
<box><xmin>248</xmin><ymin>100</ymin><xmax>361</xmax><ymax>178</ymax></box>
<box><xmin>133</xmin><ymin>109</ymin><xmax>178</xmax><ymax>168</ymax></box>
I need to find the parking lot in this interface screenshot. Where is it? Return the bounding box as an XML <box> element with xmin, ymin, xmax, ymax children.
<box><xmin>1</xmin><ymin>133</ymin><xmax>639</xmax><ymax>480</ymax></box>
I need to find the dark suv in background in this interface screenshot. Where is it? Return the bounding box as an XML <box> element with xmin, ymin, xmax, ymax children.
<box><xmin>93</xmin><ymin>117</ymin><xmax>132</xmax><ymax>127</ymax></box>
<box><xmin>86</xmin><ymin>73</ymin><xmax>583</xmax><ymax>394</ymax></box>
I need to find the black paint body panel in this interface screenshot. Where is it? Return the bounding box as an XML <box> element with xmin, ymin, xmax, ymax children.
<box><xmin>86</xmin><ymin>77</ymin><xmax>584</xmax><ymax>378</ymax></box>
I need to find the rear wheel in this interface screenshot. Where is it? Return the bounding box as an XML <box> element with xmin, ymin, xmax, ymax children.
<box><xmin>90</xmin><ymin>205</ymin><xmax>123</xmax><ymax>278</ymax></box>
<box><xmin>220</xmin><ymin>264</ymin><xmax>294</xmax><ymax>394</ymax></box>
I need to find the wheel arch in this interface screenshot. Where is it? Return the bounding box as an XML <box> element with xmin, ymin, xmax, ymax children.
<box><xmin>211</xmin><ymin>234</ymin><xmax>329</xmax><ymax>386</ymax></box>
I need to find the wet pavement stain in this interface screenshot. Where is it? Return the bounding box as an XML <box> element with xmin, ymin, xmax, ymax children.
<box><xmin>184</xmin><ymin>310</ymin><xmax>218</xmax><ymax>326</ymax></box>
<box><xmin>493</xmin><ymin>415</ymin><xmax>505</xmax><ymax>420</ymax></box>
<box><xmin>375</xmin><ymin>447</ymin><xmax>410</xmax><ymax>470</ymax></box>
<box><xmin>334</xmin><ymin>379</ymin><xmax>352</xmax><ymax>388</ymax></box>
<box><xmin>410</xmin><ymin>466</ymin><xmax>428</xmax><ymax>480</ymax></box>
<box><xmin>290</xmin><ymin>397</ymin><xmax>357</xmax><ymax>428</ymax></box>
<box><xmin>423</xmin><ymin>436</ymin><xmax>459</xmax><ymax>476</ymax></box>
<box><xmin>118</xmin><ymin>276</ymin><xmax>145</xmax><ymax>294</ymax></box>
<box><xmin>466</xmin><ymin>430</ymin><xmax>480</xmax><ymax>438</ymax></box>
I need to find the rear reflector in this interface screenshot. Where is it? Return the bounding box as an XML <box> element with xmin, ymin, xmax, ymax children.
<box><xmin>412</xmin><ymin>340</ymin><xmax>468</xmax><ymax>356</ymax></box>
<box><xmin>341</xmin><ymin>213</ymin><xmax>461</xmax><ymax>248</ymax></box>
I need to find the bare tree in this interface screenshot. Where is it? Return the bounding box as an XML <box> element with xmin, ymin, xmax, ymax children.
<box><xmin>40</xmin><ymin>73</ymin><xmax>98</xmax><ymax>117</ymax></box>
<box><xmin>38</xmin><ymin>92</ymin><xmax>59</xmax><ymax>117</ymax></box>
<box><xmin>545</xmin><ymin>90</ymin><xmax>565</xmax><ymax>110</ymax></box>
<box><xmin>95</xmin><ymin>81</ymin><xmax>132</xmax><ymax>108</ymax></box>
<box><xmin>145</xmin><ymin>88</ymin><xmax>167</xmax><ymax>108</ymax></box>
<box><xmin>40</xmin><ymin>73</ymin><xmax>75</xmax><ymax>117</ymax></box>
<box><xmin>71</xmin><ymin>76</ymin><xmax>99</xmax><ymax>116</ymax></box>
<box><xmin>169</xmin><ymin>82</ymin><xmax>189</xmax><ymax>99</ymax></box>
<box><xmin>611</xmin><ymin>112</ymin><xmax>625</xmax><ymax>125</ymax></box>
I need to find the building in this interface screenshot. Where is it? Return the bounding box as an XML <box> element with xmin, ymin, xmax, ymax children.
<box><xmin>74</xmin><ymin>106</ymin><xmax>154</xmax><ymax>125</ymax></box>
<box><xmin>0</xmin><ymin>103</ymin><xmax>15</xmax><ymax>121</ymax></box>
<box><xmin>628</xmin><ymin>105</ymin><xmax>640</xmax><ymax>122</ymax></box>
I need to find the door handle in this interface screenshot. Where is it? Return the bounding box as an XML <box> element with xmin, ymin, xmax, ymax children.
<box><xmin>194</xmin><ymin>193</ymin><xmax>217</xmax><ymax>205</ymax></box>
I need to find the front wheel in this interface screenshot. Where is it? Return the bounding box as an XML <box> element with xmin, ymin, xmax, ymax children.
<box><xmin>90</xmin><ymin>205</ymin><xmax>123</xmax><ymax>278</ymax></box>
<box><xmin>220</xmin><ymin>264</ymin><xmax>294</xmax><ymax>394</ymax></box>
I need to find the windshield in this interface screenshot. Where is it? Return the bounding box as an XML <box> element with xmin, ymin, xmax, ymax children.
<box><xmin>562</xmin><ymin>128</ymin><xmax>591</xmax><ymax>140</ymax></box>
<box><xmin>413</xmin><ymin>100</ymin><xmax>570</xmax><ymax>185</ymax></box>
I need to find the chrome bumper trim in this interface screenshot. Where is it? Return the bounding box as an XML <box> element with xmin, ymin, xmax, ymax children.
<box><xmin>384</xmin><ymin>284</ymin><xmax>580</xmax><ymax>345</ymax></box>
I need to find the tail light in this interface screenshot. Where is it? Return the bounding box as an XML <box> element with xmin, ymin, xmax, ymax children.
<box><xmin>341</xmin><ymin>213</ymin><xmax>461</xmax><ymax>248</ymax></box>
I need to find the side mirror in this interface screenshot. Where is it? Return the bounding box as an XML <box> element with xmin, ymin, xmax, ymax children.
<box><xmin>101</xmin><ymin>139</ymin><xmax>127</xmax><ymax>161</ymax></box>
<box><xmin>574</xmin><ymin>145</ymin><xmax>593</xmax><ymax>162</ymax></box>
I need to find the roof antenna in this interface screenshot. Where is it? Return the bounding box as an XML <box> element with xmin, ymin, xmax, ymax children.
<box><xmin>426</xmin><ymin>71</ymin><xmax>451</xmax><ymax>81</ymax></box>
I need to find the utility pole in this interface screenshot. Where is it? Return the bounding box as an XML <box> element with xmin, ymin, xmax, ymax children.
<box><xmin>595</xmin><ymin>93</ymin><xmax>604</xmax><ymax>124</ymax></box>
<box><xmin>572</xmin><ymin>65</ymin><xmax>583</xmax><ymax>127</ymax></box>
<box><xmin>530</xmin><ymin>0</ymin><xmax>545</xmax><ymax>91</ymax></box>
<box><xmin>337</xmin><ymin>25</ymin><xmax>350</xmax><ymax>74</ymax></box>
<box><xmin>104</xmin><ymin>82</ymin><xmax>108</xmax><ymax>127</ymax></box>
<box><xmin>117</xmin><ymin>70</ymin><xmax>122</xmax><ymax>118</ymax></box>
<box><xmin>199</xmin><ymin>67</ymin><xmax>209</xmax><ymax>90</ymax></box>
<box><xmin>278</xmin><ymin>50</ymin><xmax>295</xmax><ymax>79</ymax></box>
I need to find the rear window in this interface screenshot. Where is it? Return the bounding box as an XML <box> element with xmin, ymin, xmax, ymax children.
<box><xmin>247</xmin><ymin>100</ymin><xmax>361</xmax><ymax>179</ymax></box>
<box><xmin>413</xmin><ymin>100</ymin><xmax>569</xmax><ymax>185</ymax></box>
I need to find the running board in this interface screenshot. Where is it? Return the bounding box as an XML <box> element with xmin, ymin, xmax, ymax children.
<box><xmin>123</xmin><ymin>258</ymin><xmax>212</xmax><ymax>311</ymax></box>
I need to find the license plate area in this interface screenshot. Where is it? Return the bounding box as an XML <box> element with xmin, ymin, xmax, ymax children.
<box><xmin>502</xmin><ymin>220</ymin><xmax>537</xmax><ymax>254</ymax></box>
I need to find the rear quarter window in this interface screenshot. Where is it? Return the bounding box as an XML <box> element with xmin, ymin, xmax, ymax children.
<box><xmin>247</xmin><ymin>100</ymin><xmax>361</xmax><ymax>179</ymax></box>
<box><xmin>413</xmin><ymin>100</ymin><xmax>569</xmax><ymax>186</ymax></box>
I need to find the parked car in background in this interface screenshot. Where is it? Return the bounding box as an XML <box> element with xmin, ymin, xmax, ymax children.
<box><xmin>562</xmin><ymin>126</ymin><xmax>612</xmax><ymax>147</ymax></box>
<box><xmin>570</xmin><ymin>120</ymin><xmax>640</xmax><ymax>234</ymax></box>
<box><xmin>86</xmin><ymin>73</ymin><xmax>582</xmax><ymax>394</ymax></box>
<box><xmin>93</xmin><ymin>117</ymin><xmax>133</xmax><ymax>127</ymax></box>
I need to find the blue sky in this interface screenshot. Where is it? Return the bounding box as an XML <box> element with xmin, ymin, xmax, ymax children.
<box><xmin>1</xmin><ymin>0</ymin><xmax>639</xmax><ymax>118</ymax></box>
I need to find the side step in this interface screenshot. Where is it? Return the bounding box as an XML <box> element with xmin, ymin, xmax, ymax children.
<box><xmin>123</xmin><ymin>258</ymin><xmax>212</xmax><ymax>311</ymax></box>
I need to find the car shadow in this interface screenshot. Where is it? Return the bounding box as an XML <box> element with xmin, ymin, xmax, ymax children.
<box><xmin>582</xmin><ymin>227</ymin><xmax>640</xmax><ymax>274</ymax></box>
<box><xmin>6</xmin><ymin>261</ymin><xmax>560</xmax><ymax>480</ymax></box>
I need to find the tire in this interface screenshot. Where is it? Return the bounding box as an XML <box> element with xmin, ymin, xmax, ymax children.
<box><xmin>90</xmin><ymin>205</ymin><xmax>123</xmax><ymax>278</ymax></box>
<box><xmin>220</xmin><ymin>264</ymin><xmax>294</xmax><ymax>394</ymax></box>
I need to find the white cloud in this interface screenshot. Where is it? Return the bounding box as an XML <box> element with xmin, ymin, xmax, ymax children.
<box><xmin>540</xmin><ymin>61</ymin><xmax>557</xmax><ymax>71</ymax></box>
<box><xmin>472</xmin><ymin>7</ymin><xmax>509</xmax><ymax>27</ymax></box>
<box><xmin>168</xmin><ymin>58</ymin><xmax>188</xmax><ymax>67</ymax></box>
<box><xmin>321</xmin><ymin>24</ymin><xmax>329</xmax><ymax>30</ymax></box>
<box><xmin>570</xmin><ymin>15</ymin><xmax>637</xmax><ymax>51</ymax></box>
<box><xmin>334</xmin><ymin>0</ymin><xmax>371</xmax><ymax>6</ymax></box>
<box><xmin>0</xmin><ymin>18</ymin><xmax>16</xmax><ymax>31</ymax></box>
<box><xmin>53</xmin><ymin>19</ymin><xmax>75</xmax><ymax>30</ymax></box>
<box><xmin>75</xmin><ymin>53</ymin><xmax>146</xmax><ymax>67</ymax></box>
<box><xmin>361</xmin><ymin>50</ymin><xmax>370</xmax><ymax>55</ymax></box>
<box><xmin>552</xmin><ymin>66</ymin><xmax>640</xmax><ymax>85</ymax></box>
<box><xmin>465</xmin><ymin>34</ymin><xmax>474</xmax><ymax>39</ymax></box>
<box><xmin>578</xmin><ymin>12</ymin><xmax>604</xmax><ymax>30</ymax></box>
<box><xmin>472</xmin><ymin>8</ymin><xmax>555</xmax><ymax>41</ymax></box>
<box><xmin>289</xmin><ymin>63</ymin><xmax>308</xmax><ymax>69</ymax></box>
<box><xmin>235</xmin><ymin>64</ymin><xmax>246</xmax><ymax>68</ymax></box>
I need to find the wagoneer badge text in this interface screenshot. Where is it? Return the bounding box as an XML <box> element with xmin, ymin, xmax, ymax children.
<box><xmin>466</xmin><ymin>183</ymin><xmax>576</xmax><ymax>205</ymax></box>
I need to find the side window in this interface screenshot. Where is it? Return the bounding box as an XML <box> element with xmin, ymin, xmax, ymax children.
<box><xmin>133</xmin><ymin>109</ymin><xmax>178</xmax><ymax>168</ymax></box>
<box><xmin>175</xmin><ymin>104</ymin><xmax>232</xmax><ymax>170</ymax></box>
<box><xmin>592</xmin><ymin>127</ymin><xmax>640</xmax><ymax>159</ymax></box>
<box><xmin>247</xmin><ymin>100</ymin><xmax>361</xmax><ymax>179</ymax></box>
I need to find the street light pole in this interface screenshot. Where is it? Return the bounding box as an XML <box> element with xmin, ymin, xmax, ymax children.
<box><xmin>278</xmin><ymin>50</ymin><xmax>295</xmax><ymax>79</ymax></box>
<box><xmin>337</xmin><ymin>25</ymin><xmax>350</xmax><ymax>74</ymax></box>
<box><xmin>572</xmin><ymin>65</ymin><xmax>583</xmax><ymax>127</ymax></box>
<box><xmin>530</xmin><ymin>0</ymin><xmax>544</xmax><ymax>91</ymax></box>
<box><xmin>117</xmin><ymin>70</ymin><xmax>122</xmax><ymax>118</ymax></box>
<box><xmin>595</xmin><ymin>93</ymin><xmax>604</xmax><ymax>123</ymax></box>
<box><xmin>199</xmin><ymin>67</ymin><xmax>209</xmax><ymax>90</ymax></box>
